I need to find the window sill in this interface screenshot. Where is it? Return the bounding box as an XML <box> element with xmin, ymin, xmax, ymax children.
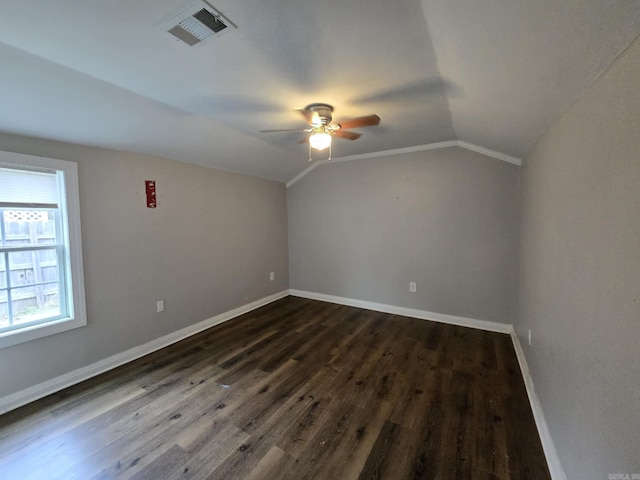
<box><xmin>0</xmin><ymin>316</ymin><xmax>86</xmax><ymax>349</ymax></box>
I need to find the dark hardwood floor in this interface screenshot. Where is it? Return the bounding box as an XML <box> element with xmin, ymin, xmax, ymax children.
<box><xmin>0</xmin><ymin>296</ymin><xmax>551</xmax><ymax>479</ymax></box>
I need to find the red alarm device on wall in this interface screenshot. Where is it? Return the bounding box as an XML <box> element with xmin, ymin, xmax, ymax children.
<box><xmin>145</xmin><ymin>180</ymin><xmax>156</xmax><ymax>208</ymax></box>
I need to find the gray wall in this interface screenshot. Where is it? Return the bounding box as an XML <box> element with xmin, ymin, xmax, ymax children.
<box><xmin>288</xmin><ymin>147</ymin><xmax>520</xmax><ymax>324</ymax></box>
<box><xmin>0</xmin><ymin>132</ymin><xmax>289</xmax><ymax>398</ymax></box>
<box><xmin>517</xmin><ymin>36</ymin><xmax>640</xmax><ymax>478</ymax></box>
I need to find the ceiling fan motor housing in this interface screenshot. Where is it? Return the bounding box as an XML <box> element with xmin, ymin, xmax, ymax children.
<box><xmin>305</xmin><ymin>103</ymin><xmax>334</xmax><ymax>125</ymax></box>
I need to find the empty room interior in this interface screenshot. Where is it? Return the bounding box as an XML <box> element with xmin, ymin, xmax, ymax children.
<box><xmin>0</xmin><ymin>1</ymin><xmax>639</xmax><ymax>479</ymax></box>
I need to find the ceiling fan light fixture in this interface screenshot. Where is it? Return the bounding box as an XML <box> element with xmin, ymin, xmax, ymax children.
<box><xmin>309</xmin><ymin>132</ymin><xmax>332</xmax><ymax>150</ymax></box>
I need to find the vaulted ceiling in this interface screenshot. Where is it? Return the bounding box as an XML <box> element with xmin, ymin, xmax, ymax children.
<box><xmin>1</xmin><ymin>0</ymin><xmax>639</xmax><ymax>182</ymax></box>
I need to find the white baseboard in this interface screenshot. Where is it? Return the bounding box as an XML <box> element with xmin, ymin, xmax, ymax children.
<box><xmin>510</xmin><ymin>329</ymin><xmax>566</xmax><ymax>480</ymax></box>
<box><xmin>0</xmin><ymin>290</ymin><xmax>289</xmax><ymax>415</ymax></box>
<box><xmin>289</xmin><ymin>289</ymin><xmax>512</xmax><ymax>333</ymax></box>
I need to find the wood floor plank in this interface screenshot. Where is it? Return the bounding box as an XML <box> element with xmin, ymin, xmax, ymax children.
<box><xmin>205</xmin><ymin>432</ymin><xmax>275</xmax><ymax>480</ymax></box>
<box><xmin>243</xmin><ymin>445</ymin><xmax>291</xmax><ymax>480</ymax></box>
<box><xmin>0</xmin><ymin>297</ymin><xmax>550</xmax><ymax>479</ymax></box>
<box><xmin>126</xmin><ymin>444</ymin><xmax>189</xmax><ymax>480</ymax></box>
<box><xmin>357</xmin><ymin>420</ymin><xmax>417</xmax><ymax>480</ymax></box>
<box><xmin>0</xmin><ymin>382</ymin><xmax>147</xmax><ymax>467</ymax></box>
<box><xmin>170</xmin><ymin>422</ymin><xmax>250</xmax><ymax>480</ymax></box>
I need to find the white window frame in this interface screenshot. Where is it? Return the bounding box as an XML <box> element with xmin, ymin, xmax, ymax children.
<box><xmin>0</xmin><ymin>151</ymin><xmax>87</xmax><ymax>349</ymax></box>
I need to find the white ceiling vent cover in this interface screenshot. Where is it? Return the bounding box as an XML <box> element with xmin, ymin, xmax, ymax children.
<box><xmin>165</xmin><ymin>1</ymin><xmax>236</xmax><ymax>47</ymax></box>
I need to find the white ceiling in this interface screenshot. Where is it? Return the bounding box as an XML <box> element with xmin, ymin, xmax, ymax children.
<box><xmin>0</xmin><ymin>0</ymin><xmax>639</xmax><ymax>182</ymax></box>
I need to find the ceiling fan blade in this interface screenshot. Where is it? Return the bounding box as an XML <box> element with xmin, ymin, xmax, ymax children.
<box><xmin>333</xmin><ymin>130</ymin><xmax>362</xmax><ymax>141</ymax></box>
<box><xmin>338</xmin><ymin>114</ymin><xmax>380</xmax><ymax>130</ymax></box>
<box><xmin>260</xmin><ymin>128</ymin><xmax>309</xmax><ymax>133</ymax></box>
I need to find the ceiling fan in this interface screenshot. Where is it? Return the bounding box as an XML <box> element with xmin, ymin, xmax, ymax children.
<box><xmin>260</xmin><ymin>103</ymin><xmax>380</xmax><ymax>157</ymax></box>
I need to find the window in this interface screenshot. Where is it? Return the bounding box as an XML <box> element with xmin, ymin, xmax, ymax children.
<box><xmin>0</xmin><ymin>151</ymin><xmax>86</xmax><ymax>348</ymax></box>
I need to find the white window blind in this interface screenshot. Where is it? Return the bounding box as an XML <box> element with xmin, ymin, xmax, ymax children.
<box><xmin>0</xmin><ymin>167</ymin><xmax>59</xmax><ymax>206</ymax></box>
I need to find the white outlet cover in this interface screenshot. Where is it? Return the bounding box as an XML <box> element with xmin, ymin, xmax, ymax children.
<box><xmin>409</xmin><ymin>282</ymin><xmax>417</xmax><ymax>292</ymax></box>
<box><xmin>270</xmin><ymin>272</ymin><xmax>275</xmax><ymax>281</ymax></box>
<box><xmin>157</xmin><ymin>300</ymin><xmax>165</xmax><ymax>312</ymax></box>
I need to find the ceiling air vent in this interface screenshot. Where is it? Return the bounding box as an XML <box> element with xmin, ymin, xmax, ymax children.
<box><xmin>193</xmin><ymin>9</ymin><xmax>227</xmax><ymax>33</ymax></box>
<box><xmin>165</xmin><ymin>1</ymin><xmax>235</xmax><ymax>47</ymax></box>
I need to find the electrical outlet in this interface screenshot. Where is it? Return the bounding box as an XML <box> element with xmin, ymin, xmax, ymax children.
<box><xmin>528</xmin><ymin>329</ymin><xmax>532</xmax><ymax>346</ymax></box>
<box><xmin>270</xmin><ymin>272</ymin><xmax>275</xmax><ymax>281</ymax></box>
<box><xmin>409</xmin><ymin>282</ymin><xmax>416</xmax><ymax>293</ymax></box>
<box><xmin>156</xmin><ymin>300</ymin><xmax>165</xmax><ymax>313</ymax></box>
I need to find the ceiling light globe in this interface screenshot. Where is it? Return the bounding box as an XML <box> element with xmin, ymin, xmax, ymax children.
<box><xmin>309</xmin><ymin>133</ymin><xmax>332</xmax><ymax>150</ymax></box>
